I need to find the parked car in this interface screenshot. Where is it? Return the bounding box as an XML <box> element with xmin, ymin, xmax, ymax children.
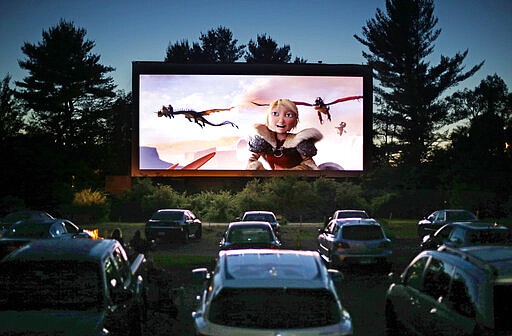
<box><xmin>0</xmin><ymin>239</ymin><xmax>147</xmax><ymax>336</ymax></box>
<box><xmin>145</xmin><ymin>208</ymin><xmax>202</xmax><ymax>244</ymax></box>
<box><xmin>241</xmin><ymin>210</ymin><xmax>281</xmax><ymax>238</ymax></box>
<box><xmin>191</xmin><ymin>249</ymin><xmax>353</xmax><ymax>335</ymax></box>
<box><xmin>317</xmin><ymin>218</ymin><xmax>392</xmax><ymax>271</ymax></box>
<box><xmin>0</xmin><ymin>218</ymin><xmax>92</xmax><ymax>260</ymax></box>
<box><xmin>330</xmin><ymin>209</ymin><xmax>369</xmax><ymax>220</ymax></box>
<box><xmin>420</xmin><ymin>221</ymin><xmax>511</xmax><ymax>250</ymax></box>
<box><xmin>218</xmin><ymin>221</ymin><xmax>281</xmax><ymax>250</ymax></box>
<box><xmin>323</xmin><ymin>209</ymin><xmax>370</xmax><ymax>227</ymax></box>
<box><xmin>418</xmin><ymin>209</ymin><xmax>478</xmax><ymax>238</ymax></box>
<box><xmin>385</xmin><ymin>245</ymin><xmax>512</xmax><ymax>336</ymax></box>
<box><xmin>0</xmin><ymin>210</ymin><xmax>54</xmax><ymax>233</ymax></box>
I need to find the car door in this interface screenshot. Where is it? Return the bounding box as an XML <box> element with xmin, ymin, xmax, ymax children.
<box><xmin>391</xmin><ymin>256</ymin><xmax>430</xmax><ymax>333</ymax></box>
<box><xmin>104</xmin><ymin>249</ymin><xmax>136</xmax><ymax>334</ymax></box>
<box><xmin>414</xmin><ymin>257</ymin><xmax>457</xmax><ymax>335</ymax></box>
<box><xmin>317</xmin><ymin>220</ymin><xmax>336</xmax><ymax>258</ymax></box>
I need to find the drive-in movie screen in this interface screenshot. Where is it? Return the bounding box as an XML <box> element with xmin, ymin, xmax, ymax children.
<box><xmin>132</xmin><ymin>62</ymin><xmax>372</xmax><ymax>177</ymax></box>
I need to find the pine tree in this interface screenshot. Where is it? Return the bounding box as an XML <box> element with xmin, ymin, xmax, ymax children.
<box><xmin>354</xmin><ymin>0</ymin><xmax>483</xmax><ymax>166</ymax></box>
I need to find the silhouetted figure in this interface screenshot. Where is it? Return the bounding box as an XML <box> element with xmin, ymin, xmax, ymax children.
<box><xmin>130</xmin><ymin>229</ymin><xmax>151</xmax><ymax>255</ymax></box>
<box><xmin>110</xmin><ymin>228</ymin><xmax>125</xmax><ymax>248</ymax></box>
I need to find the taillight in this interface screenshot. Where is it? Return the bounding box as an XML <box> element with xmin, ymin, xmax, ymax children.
<box><xmin>379</xmin><ymin>241</ymin><xmax>391</xmax><ymax>248</ymax></box>
<box><xmin>335</xmin><ymin>242</ymin><xmax>350</xmax><ymax>249</ymax></box>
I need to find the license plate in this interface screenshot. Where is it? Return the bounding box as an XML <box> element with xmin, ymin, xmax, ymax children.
<box><xmin>158</xmin><ymin>232</ymin><xmax>166</xmax><ymax>236</ymax></box>
<box><xmin>360</xmin><ymin>258</ymin><xmax>374</xmax><ymax>264</ymax></box>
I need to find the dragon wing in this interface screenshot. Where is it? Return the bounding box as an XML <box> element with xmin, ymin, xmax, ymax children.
<box><xmin>200</xmin><ymin>107</ymin><xmax>234</xmax><ymax>115</ymax></box>
<box><xmin>325</xmin><ymin>95</ymin><xmax>364</xmax><ymax>106</ymax></box>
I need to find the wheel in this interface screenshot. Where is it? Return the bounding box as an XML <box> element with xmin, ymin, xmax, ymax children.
<box><xmin>195</xmin><ymin>225</ymin><xmax>202</xmax><ymax>239</ymax></box>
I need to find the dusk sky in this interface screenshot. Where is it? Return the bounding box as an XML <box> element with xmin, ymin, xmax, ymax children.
<box><xmin>1</xmin><ymin>0</ymin><xmax>511</xmax><ymax>94</ymax></box>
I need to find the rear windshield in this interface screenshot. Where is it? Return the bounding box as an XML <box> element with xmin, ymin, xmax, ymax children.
<box><xmin>494</xmin><ymin>284</ymin><xmax>512</xmax><ymax>332</ymax></box>
<box><xmin>227</xmin><ymin>227</ymin><xmax>273</xmax><ymax>243</ymax></box>
<box><xmin>243</xmin><ymin>214</ymin><xmax>276</xmax><ymax>222</ymax></box>
<box><xmin>0</xmin><ymin>261</ymin><xmax>102</xmax><ymax>310</ymax></box>
<box><xmin>341</xmin><ymin>225</ymin><xmax>384</xmax><ymax>240</ymax></box>
<box><xmin>336</xmin><ymin>211</ymin><xmax>368</xmax><ymax>219</ymax></box>
<box><xmin>151</xmin><ymin>211</ymin><xmax>184</xmax><ymax>220</ymax></box>
<box><xmin>208</xmin><ymin>288</ymin><xmax>341</xmax><ymax>328</ymax></box>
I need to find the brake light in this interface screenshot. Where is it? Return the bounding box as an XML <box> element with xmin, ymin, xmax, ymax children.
<box><xmin>379</xmin><ymin>241</ymin><xmax>391</xmax><ymax>248</ymax></box>
<box><xmin>335</xmin><ymin>242</ymin><xmax>350</xmax><ymax>249</ymax></box>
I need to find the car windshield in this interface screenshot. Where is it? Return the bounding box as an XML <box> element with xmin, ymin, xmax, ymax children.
<box><xmin>468</xmin><ymin>229</ymin><xmax>510</xmax><ymax>244</ymax></box>
<box><xmin>208</xmin><ymin>288</ymin><xmax>341</xmax><ymax>328</ymax></box>
<box><xmin>341</xmin><ymin>225</ymin><xmax>384</xmax><ymax>240</ymax></box>
<box><xmin>336</xmin><ymin>211</ymin><xmax>368</xmax><ymax>219</ymax></box>
<box><xmin>243</xmin><ymin>214</ymin><xmax>276</xmax><ymax>222</ymax></box>
<box><xmin>227</xmin><ymin>227</ymin><xmax>272</xmax><ymax>243</ymax></box>
<box><xmin>0</xmin><ymin>261</ymin><xmax>102</xmax><ymax>310</ymax></box>
<box><xmin>4</xmin><ymin>222</ymin><xmax>53</xmax><ymax>238</ymax></box>
<box><xmin>151</xmin><ymin>211</ymin><xmax>184</xmax><ymax>220</ymax></box>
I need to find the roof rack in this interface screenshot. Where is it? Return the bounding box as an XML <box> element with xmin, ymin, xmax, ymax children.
<box><xmin>438</xmin><ymin>245</ymin><xmax>498</xmax><ymax>276</ymax></box>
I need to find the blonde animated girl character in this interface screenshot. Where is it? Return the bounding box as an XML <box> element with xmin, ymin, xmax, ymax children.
<box><xmin>247</xmin><ymin>98</ymin><xmax>322</xmax><ymax>170</ymax></box>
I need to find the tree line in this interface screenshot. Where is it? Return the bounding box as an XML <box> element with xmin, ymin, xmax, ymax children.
<box><xmin>0</xmin><ymin>0</ymin><xmax>511</xmax><ymax>219</ymax></box>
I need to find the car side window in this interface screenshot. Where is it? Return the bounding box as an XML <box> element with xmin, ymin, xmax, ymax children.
<box><xmin>63</xmin><ymin>220</ymin><xmax>79</xmax><ymax>234</ymax></box>
<box><xmin>436</xmin><ymin>226</ymin><xmax>453</xmax><ymax>239</ymax></box>
<box><xmin>449</xmin><ymin>228</ymin><xmax>466</xmax><ymax>243</ymax></box>
<box><xmin>446</xmin><ymin>270</ymin><xmax>476</xmax><ymax>318</ymax></box>
<box><xmin>326</xmin><ymin>221</ymin><xmax>337</xmax><ymax>234</ymax></box>
<box><xmin>404</xmin><ymin>257</ymin><xmax>428</xmax><ymax>290</ymax></box>
<box><xmin>50</xmin><ymin>222</ymin><xmax>66</xmax><ymax>236</ymax></box>
<box><xmin>332</xmin><ymin>223</ymin><xmax>340</xmax><ymax>236</ymax></box>
<box><xmin>423</xmin><ymin>258</ymin><xmax>454</xmax><ymax>300</ymax></box>
<box><xmin>112</xmin><ymin>247</ymin><xmax>130</xmax><ymax>284</ymax></box>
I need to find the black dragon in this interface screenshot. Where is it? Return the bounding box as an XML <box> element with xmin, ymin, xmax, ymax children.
<box><xmin>157</xmin><ymin>105</ymin><xmax>238</xmax><ymax>128</ymax></box>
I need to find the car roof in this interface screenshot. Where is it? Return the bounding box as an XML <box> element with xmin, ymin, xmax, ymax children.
<box><xmin>215</xmin><ymin>249</ymin><xmax>329</xmax><ymax>290</ymax></box>
<box><xmin>228</xmin><ymin>221</ymin><xmax>273</xmax><ymax>228</ymax></box>
<box><xmin>243</xmin><ymin>210</ymin><xmax>275</xmax><ymax>215</ymax></box>
<box><xmin>335</xmin><ymin>218</ymin><xmax>379</xmax><ymax>226</ymax></box>
<box><xmin>445</xmin><ymin>221</ymin><xmax>509</xmax><ymax>230</ymax></box>
<box><xmin>1</xmin><ymin>239</ymin><xmax>117</xmax><ymax>263</ymax></box>
<box><xmin>440</xmin><ymin>245</ymin><xmax>512</xmax><ymax>278</ymax></box>
<box><xmin>156</xmin><ymin>209</ymin><xmax>188</xmax><ymax>213</ymax></box>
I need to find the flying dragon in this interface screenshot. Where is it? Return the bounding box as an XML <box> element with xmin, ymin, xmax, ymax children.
<box><xmin>157</xmin><ymin>105</ymin><xmax>238</xmax><ymax>128</ymax></box>
<box><xmin>252</xmin><ymin>95</ymin><xmax>363</xmax><ymax>124</ymax></box>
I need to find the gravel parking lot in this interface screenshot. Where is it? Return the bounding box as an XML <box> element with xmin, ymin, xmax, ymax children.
<box><xmin>137</xmin><ymin>223</ymin><xmax>419</xmax><ymax>336</ymax></box>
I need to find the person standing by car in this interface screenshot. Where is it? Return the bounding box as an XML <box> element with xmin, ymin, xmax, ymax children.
<box><xmin>247</xmin><ymin>98</ymin><xmax>322</xmax><ymax>170</ymax></box>
<box><xmin>130</xmin><ymin>230</ymin><xmax>151</xmax><ymax>255</ymax></box>
<box><xmin>110</xmin><ymin>228</ymin><xmax>125</xmax><ymax>248</ymax></box>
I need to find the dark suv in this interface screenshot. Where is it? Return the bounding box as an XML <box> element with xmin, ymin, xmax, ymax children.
<box><xmin>385</xmin><ymin>245</ymin><xmax>512</xmax><ymax>335</ymax></box>
<box><xmin>0</xmin><ymin>239</ymin><xmax>147</xmax><ymax>336</ymax></box>
<box><xmin>145</xmin><ymin>209</ymin><xmax>202</xmax><ymax>243</ymax></box>
<box><xmin>421</xmin><ymin>221</ymin><xmax>511</xmax><ymax>251</ymax></box>
<box><xmin>418</xmin><ymin>209</ymin><xmax>478</xmax><ymax>238</ymax></box>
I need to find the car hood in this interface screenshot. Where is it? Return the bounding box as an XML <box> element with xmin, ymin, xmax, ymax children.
<box><xmin>0</xmin><ymin>310</ymin><xmax>105</xmax><ymax>335</ymax></box>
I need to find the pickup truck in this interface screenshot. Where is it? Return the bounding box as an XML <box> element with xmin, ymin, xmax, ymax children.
<box><xmin>0</xmin><ymin>239</ymin><xmax>147</xmax><ymax>336</ymax></box>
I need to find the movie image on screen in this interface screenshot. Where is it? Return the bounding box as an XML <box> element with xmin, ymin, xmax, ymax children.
<box><xmin>133</xmin><ymin>63</ymin><xmax>372</xmax><ymax>177</ymax></box>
